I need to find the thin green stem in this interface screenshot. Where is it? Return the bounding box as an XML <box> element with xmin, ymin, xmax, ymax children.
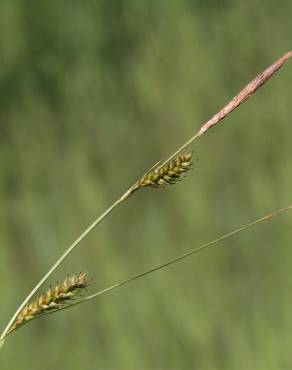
<box><xmin>29</xmin><ymin>205</ymin><xmax>292</xmax><ymax>321</ymax></box>
<box><xmin>0</xmin><ymin>134</ymin><xmax>202</xmax><ymax>344</ymax></box>
<box><xmin>0</xmin><ymin>190</ymin><xmax>131</xmax><ymax>342</ymax></box>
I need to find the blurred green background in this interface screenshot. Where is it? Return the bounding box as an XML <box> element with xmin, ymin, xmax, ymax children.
<box><xmin>0</xmin><ymin>1</ymin><xmax>291</xmax><ymax>369</ymax></box>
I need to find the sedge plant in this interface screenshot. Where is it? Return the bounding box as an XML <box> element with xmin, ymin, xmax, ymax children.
<box><xmin>0</xmin><ymin>51</ymin><xmax>292</xmax><ymax>349</ymax></box>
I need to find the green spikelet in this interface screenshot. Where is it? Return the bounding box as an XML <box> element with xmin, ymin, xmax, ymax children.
<box><xmin>134</xmin><ymin>151</ymin><xmax>193</xmax><ymax>190</ymax></box>
<box><xmin>7</xmin><ymin>272</ymin><xmax>89</xmax><ymax>335</ymax></box>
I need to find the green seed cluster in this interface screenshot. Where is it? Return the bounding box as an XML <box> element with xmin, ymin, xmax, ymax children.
<box><xmin>135</xmin><ymin>152</ymin><xmax>193</xmax><ymax>189</ymax></box>
<box><xmin>8</xmin><ymin>272</ymin><xmax>89</xmax><ymax>335</ymax></box>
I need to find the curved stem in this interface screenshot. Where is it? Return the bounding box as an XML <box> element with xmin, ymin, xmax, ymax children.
<box><xmin>0</xmin><ymin>189</ymin><xmax>132</xmax><ymax>342</ymax></box>
<box><xmin>25</xmin><ymin>205</ymin><xmax>292</xmax><ymax>322</ymax></box>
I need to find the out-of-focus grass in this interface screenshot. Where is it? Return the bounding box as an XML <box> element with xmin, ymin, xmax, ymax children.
<box><xmin>0</xmin><ymin>1</ymin><xmax>292</xmax><ymax>369</ymax></box>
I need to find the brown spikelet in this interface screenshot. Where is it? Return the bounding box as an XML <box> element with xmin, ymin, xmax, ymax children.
<box><xmin>133</xmin><ymin>151</ymin><xmax>193</xmax><ymax>190</ymax></box>
<box><xmin>7</xmin><ymin>272</ymin><xmax>89</xmax><ymax>336</ymax></box>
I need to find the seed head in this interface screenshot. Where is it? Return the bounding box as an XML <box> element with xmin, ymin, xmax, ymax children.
<box><xmin>7</xmin><ymin>272</ymin><xmax>89</xmax><ymax>336</ymax></box>
<box><xmin>134</xmin><ymin>151</ymin><xmax>193</xmax><ymax>190</ymax></box>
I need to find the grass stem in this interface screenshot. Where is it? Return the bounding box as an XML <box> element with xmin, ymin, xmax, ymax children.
<box><xmin>29</xmin><ymin>205</ymin><xmax>292</xmax><ymax>321</ymax></box>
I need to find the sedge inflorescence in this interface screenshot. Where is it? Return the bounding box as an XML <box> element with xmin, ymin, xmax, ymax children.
<box><xmin>134</xmin><ymin>151</ymin><xmax>193</xmax><ymax>190</ymax></box>
<box><xmin>7</xmin><ymin>272</ymin><xmax>89</xmax><ymax>335</ymax></box>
